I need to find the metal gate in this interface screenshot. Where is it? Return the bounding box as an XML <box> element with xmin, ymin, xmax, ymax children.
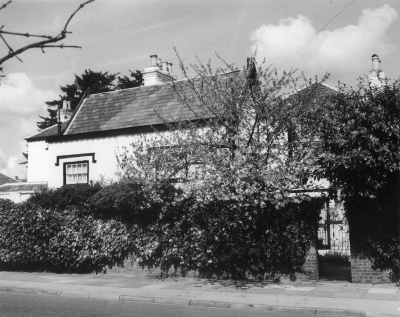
<box><xmin>318</xmin><ymin>251</ymin><xmax>351</xmax><ymax>281</ymax></box>
<box><xmin>318</xmin><ymin>220</ymin><xmax>351</xmax><ymax>281</ymax></box>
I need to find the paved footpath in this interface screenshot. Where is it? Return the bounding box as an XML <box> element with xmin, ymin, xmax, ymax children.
<box><xmin>1</xmin><ymin>271</ymin><xmax>400</xmax><ymax>316</ymax></box>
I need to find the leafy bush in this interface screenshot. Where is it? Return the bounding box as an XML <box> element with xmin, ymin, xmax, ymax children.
<box><xmin>136</xmin><ymin>194</ymin><xmax>323</xmax><ymax>279</ymax></box>
<box><xmin>322</xmin><ymin>80</ymin><xmax>400</xmax><ymax>281</ymax></box>
<box><xmin>318</xmin><ymin>252</ymin><xmax>349</xmax><ymax>264</ymax></box>
<box><xmin>0</xmin><ymin>181</ymin><xmax>323</xmax><ymax>278</ymax></box>
<box><xmin>26</xmin><ymin>183</ymin><xmax>102</xmax><ymax>211</ymax></box>
<box><xmin>0</xmin><ymin>200</ymin><xmax>135</xmax><ymax>273</ymax></box>
<box><xmin>89</xmin><ymin>182</ymin><xmax>182</xmax><ymax>226</ymax></box>
<box><xmin>344</xmin><ymin>185</ymin><xmax>400</xmax><ymax>281</ymax></box>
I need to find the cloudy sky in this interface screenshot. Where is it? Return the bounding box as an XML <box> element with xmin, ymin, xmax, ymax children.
<box><xmin>0</xmin><ymin>0</ymin><xmax>399</xmax><ymax>179</ymax></box>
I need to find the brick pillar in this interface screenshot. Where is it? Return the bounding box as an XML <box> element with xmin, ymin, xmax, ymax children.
<box><xmin>302</xmin><ymin>246</ymin><xmax>318</xmax><ymax>281</ymax></box>
<box><xmin>350</xmin><ymin>255</ymin><xmax>391</xmax><ymax>283</ymax></box>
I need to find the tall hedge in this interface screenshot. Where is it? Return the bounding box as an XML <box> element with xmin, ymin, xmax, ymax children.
<box><xmin>26</xmin><ymin>183</ymin><xmax>102</xmax><ymax>211</ymax></box>
<box><xmin>135</xmin><ymin>193</ymin><xmax>323</xmax><ymax>279</ymax></box>
<box><xmin>0</xmin><ymin>198</ymin><xmax>135</xmax><ymax>273</ymax></box>
<box><xmin>0</xmin><ymin>182</ymin><xmax>323</xmax><ymax>278</ymax></box>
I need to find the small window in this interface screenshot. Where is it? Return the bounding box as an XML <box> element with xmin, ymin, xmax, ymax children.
<box><xmin>64</xmin><ymin>161</ymin><xmax>89</xmax><ymax>185</ymax></box>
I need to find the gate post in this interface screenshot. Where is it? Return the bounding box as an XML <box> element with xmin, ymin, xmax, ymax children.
<box><xmin>302</xmin><ymin>245</ymin><xmax>319</xmax><ymax>281</ymax></box>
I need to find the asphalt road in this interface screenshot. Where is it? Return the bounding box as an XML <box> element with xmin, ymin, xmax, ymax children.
<box><xmin>0</xmin><ymin>292</ymin><xmax>321</xmax><ymax>317</ymax></box>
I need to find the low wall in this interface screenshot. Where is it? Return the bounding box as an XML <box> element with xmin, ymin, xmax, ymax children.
<box><xmin>351</xmin><ymin>255</ymin><xmax>391</xmax><ymax>284</ymax></box>
<box><xmin>106</xmin><ymin>246</ymin><xmax>319</xmax><ymax>282</ymax></box>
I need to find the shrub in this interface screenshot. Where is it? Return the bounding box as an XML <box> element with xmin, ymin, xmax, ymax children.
<box><xmin>136</xmin><ymin>195</ymin><xmax>323</xmax><ymax>279</ymax></box>
<box><xmin>318</xmin><ymin>252</ymin><xmax>349</xmax><ymax>264</ymax></box>
<box><xmin>26</xmin><ymin>183</ymin><xmax>102</xmax><ymax>211</ymax></box>
<box><xmin>0</xmin><ymin>200</ymin><xmax>135</xmax><ymax>273</ymax></box>
<box><xmin>89</xmin><ymin>181</ymin><xmax>182</xmax><ymax>226</ymax></box>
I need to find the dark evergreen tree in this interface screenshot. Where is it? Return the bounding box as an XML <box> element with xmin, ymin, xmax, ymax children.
<box><xmin>321</xmin><ymin>79</ymin><xmax>400</xmax><ymax>281</ymax></box>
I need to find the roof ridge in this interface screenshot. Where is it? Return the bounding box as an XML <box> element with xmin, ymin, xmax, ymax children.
<box><xmin>87</xmin><ymin>69</ymin><xmax>244</xmax><ymax>97</ymax></box>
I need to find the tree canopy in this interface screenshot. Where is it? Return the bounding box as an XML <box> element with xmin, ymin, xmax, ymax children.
<box><xmin>320</xmin><ymin>79</ymin><xmax>400</xmax><ymax>279</ymax></box>
<box><xmin>115</xmin><ymin>57</ymin><xmax>328</xmax><ymax>278</ymax></box>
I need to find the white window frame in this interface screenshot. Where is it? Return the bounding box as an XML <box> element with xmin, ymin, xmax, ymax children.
<box><xmin>63</xmin><ymin>160</ymin><xmax>89</xmax><ymax>185</ymax></box>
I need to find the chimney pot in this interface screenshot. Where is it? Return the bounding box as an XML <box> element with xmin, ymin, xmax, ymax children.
<box><xmin>372</xmin><ymin>54</ymin><xmax>380</xmax><ymax>71</ymax></box>
<box><xmin>142</xmin><ymin>53</ymin><xmax>174</xmax><ymax>86</ymax></box>
<box><xmin>162</xmin><ymin>61</ymin><xmax>168</xmax><ymax>73</ymax></box>
<box><xmin>150</xmin><ymin>54</ymin><xmax>158</xmax><ymax>67</ymax></box>
<box><xmin>369</xmin><ymin>54</ymin><xmax>386</xmax><ymax>88</ymax></box>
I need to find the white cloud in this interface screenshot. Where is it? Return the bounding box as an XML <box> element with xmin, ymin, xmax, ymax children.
<box><xmin>0</xmin><ymin>150</ymin><xmax>26</xmax><ymax>180</ymax></box>
<box><xmin>0</xmin><ymin>73</ymin><xmax>55</xmax><ymax>180</ymax></box>
<box><xmin>0</xmin><ymin>72</ymin><xmax>58</xmax><ymax>115</ymax></box>
<box><xmin>18</xmin><ymin>117</ymin><xmax>39</xmax><ymax>139</ymax></box>
<box><xmin>250</xmin><ymin>4</ymin><xmax>398</xmax><ymax>79</ymax></box>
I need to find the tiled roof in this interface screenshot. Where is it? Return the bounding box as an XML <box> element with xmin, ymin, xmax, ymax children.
<box><xmin>0</xmin><ymin>173</ymin><xmax>19</xmax><ymax>186</ymax></box>
<box><xmin>26</xmin><ymin>73</ymin><xmax>335</xmax><ymax>142</ymax></box>
<box><xmin>313</xmin><ymin>82</ymin><xmax>339</xmax><ymax>97</ymax></box>
<box><xmin>65</xmin><ymin>82</ymin><xmax>201</xmax><ymax>135</ymax></box>
<box><xmin>26</xmin><ymin>72</ymin><xmax>242</xmax><ymax>141</ymax></box>
<box><xmin>288</xmin><ymin>82</ymin><xmax>339</xmax><ymax>99</ymax></box>
<box><xmin>25</xmin><ymin>121</ymin><xmax>70</xmax><ymax>141</ymax></box>
<box><xmin>0</xmin><ymin>182</ymin><xmax>47</xmax><ymax>193</ymax></box>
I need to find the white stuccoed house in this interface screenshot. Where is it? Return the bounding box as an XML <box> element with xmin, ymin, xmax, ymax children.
<box><xmin>28</xmin><ymin>53</ymin><xmax>388</xmax><ymax>190</ymax></box>
<box><xmin>25</xmin><ymin>55</ymin><xmax>197</xmax><ymax>188</ymax></box>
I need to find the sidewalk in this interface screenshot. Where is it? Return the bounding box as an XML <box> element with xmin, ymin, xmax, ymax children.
<box><xmin>1</xmin><ymin>271</ymin><xmax>400</xmax><ymax>316</ymax></box>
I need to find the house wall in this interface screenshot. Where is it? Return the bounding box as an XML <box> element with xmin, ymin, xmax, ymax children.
<box><xmin>28</xmin><ymin>135</ymin><xmax>134</xmax><ymax>188</ymax></box>
<box><xmin>27</xmin><ymin>131</ymin><xmax>174</xmax><ymax>188</ymax></box>
<box><xmin>27</xmin><ymin>140</ymin><xmax>50</xmax><ymax>183</ymax></box>
<box><xmin>0</xmin><ymin>192</ymin><xmax>32</xmax><ymax>203</ymax></box>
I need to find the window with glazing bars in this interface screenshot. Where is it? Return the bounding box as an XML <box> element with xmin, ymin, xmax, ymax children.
<box><xmin>65</xmin><ymin>161</ymin><xmax>88</xmax><ymax>184</ymax></box>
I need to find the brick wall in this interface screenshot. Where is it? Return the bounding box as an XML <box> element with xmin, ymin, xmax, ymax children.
<box><xmin>106</xmin><ymin>247</ymin><xmax>319</xmax><ymax>281</ymax></box>
<box><xmin>106</xmin><ymin>253</ymin><xmax>160</xmax><ymax>277</ymax></box>
<box><xmin>278</xmin><ymin>246</ymin><xmax>318</xmax><ymax>282</ymax></box>
<box><xmin>351</xmin><ymin>255</ymin><xmax>391</xmax><ymax>283</ymax></box>
<box><xmin>301</xmin><ymin>246</ymin><xmax>319</xmax><ymax>281</ymax></box>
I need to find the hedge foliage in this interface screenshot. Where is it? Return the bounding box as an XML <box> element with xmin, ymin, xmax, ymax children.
<box><xmin>321</xmin><ymin>80</ymin><xmax>400</xmax><ymax>280</ymax></box>
<box><xmin>0</xmin><ymin>186</ymin><xmax>135</xmax><ymax>273</ymax></box>
<box><xmin>88</xmin><ymin>182</ymin><xmax>162</xmax><ymax>225</ymax></box>
<box><xmin>135</xmin><ymin>193</ymin><xmax>323</xmax><ymax>279</ymax></box>
<box><xmin>318</xmin><ymin>251</ymin><xmax>349</xmax><ymax>264</ymax></box>
<box><xmin>26</xmin><ymin>183</ymin><xmax>102</xmax><ymax>211</ymax></box>
<box><xmin>0</xmin><ymin>183</ymin><xmax>323</xmax><ymax>277</ymax></box>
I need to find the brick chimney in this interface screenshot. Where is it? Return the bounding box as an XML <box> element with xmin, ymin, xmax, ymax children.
<box><xmin>142</xmin><ymin>54</ymin><xmax>174</xmax><ymax>86</ymax></box>
<box><xmin>368</xmin><ymin>54</ymin><xmax>386</xmax><ymax>88</ymax></box>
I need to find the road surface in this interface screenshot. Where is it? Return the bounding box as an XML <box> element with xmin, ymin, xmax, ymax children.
<box><xmin>0</xmin><ymin>292</ymin><xmax>321</xmax><ymax>317</ymax></box>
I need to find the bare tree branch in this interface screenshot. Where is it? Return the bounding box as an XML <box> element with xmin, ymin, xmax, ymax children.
<box><xmin>0</xmin><ymin>0</ymin><xmax>11</xmax><ymax>12</ymax></box>
<box><xmin>40</xmin><ymin>45</ymin><xmax>82</xmax><ymax>49</ymax></box>
<box><xmin>0</xmin><ymin>33</ymin><xmax>22</xmax><ymax>62</ymax></box>
<box><xmin>0</xmin><ymin>30</ymin><xmax>52</xmax><ymax>39</ymax></box>
<box><xmin>0</xmin><ymin>0</ymin><xmax>94</xmax><ymax>66</ymax></box>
